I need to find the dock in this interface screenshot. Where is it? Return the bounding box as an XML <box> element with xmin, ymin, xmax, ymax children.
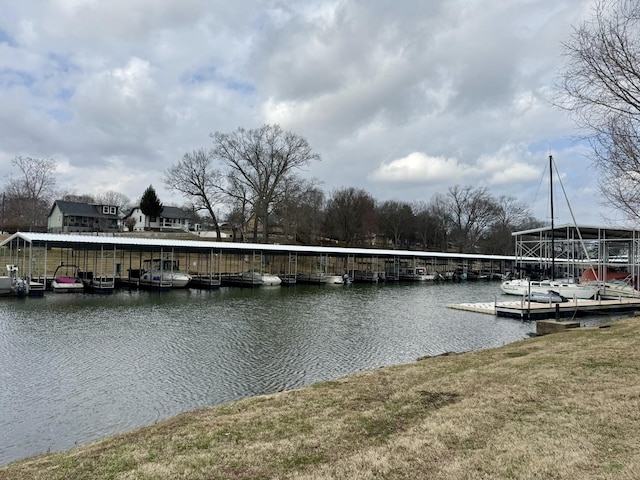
<box><xmin>449</xmin><ymin>297</ymin><xmax>640</xmax><ymax>320</ymax></box>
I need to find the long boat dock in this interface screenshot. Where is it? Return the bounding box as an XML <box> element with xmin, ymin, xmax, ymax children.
<box><xmin>0</xmin><ymin>232</ymin><xmax>516</xmax><ymax>289</ymax></box>
<box><xmin>449</xmin><ymin>297</ymin><xmax>640</xmax><ymax>320</ymax></box>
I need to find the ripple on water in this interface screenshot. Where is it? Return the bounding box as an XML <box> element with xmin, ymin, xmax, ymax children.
<box><xmin>0</xmin><ymin>283</ymin><xmax>540</xmax><ymax>465</ymax></box>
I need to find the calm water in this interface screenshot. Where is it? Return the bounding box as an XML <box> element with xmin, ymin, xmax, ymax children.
<box><xmin>0</xmin><ymin>281</ymin><xmax>552</xmax><ymax>465</ymax></box>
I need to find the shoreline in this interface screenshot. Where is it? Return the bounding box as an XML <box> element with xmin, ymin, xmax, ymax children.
<box><xmin>2</xmin><ymin>317</ymin><xmax>639</xmax><ymax>479</ymax></box>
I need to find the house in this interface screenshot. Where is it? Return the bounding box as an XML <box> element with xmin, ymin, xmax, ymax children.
<box><xmin>124</xmin><ymin>206</ymin><xmax>190</xmax><ymax>232</ymax></box>
<box><xmin>47</xmin><ymin>200</ymin><xmax>120</xmax><ymax>233</ymax></box>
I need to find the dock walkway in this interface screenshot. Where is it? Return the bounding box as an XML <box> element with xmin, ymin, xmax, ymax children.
<box><xmin>449</xmin><ymin>297</ymin><xmax>640</xmax><ymax>320</ymax></box>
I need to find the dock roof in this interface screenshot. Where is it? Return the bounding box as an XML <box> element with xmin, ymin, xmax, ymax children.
<box><xmin>0</xmin><ymin>232</ymin><xmax>515</xmax><ymax>261</ymax></box>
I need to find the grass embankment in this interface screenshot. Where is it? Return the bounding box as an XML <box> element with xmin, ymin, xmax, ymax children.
<box><xmin>3</xmin><ymin>319</ymin><xmax>640</xmax><ymax>479</ymax></box>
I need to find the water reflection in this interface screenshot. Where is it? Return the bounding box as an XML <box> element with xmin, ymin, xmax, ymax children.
<box><xmin>1</xmin><ymin>282</ymin><xmax>544</xmax><ymax>464</ymax></box>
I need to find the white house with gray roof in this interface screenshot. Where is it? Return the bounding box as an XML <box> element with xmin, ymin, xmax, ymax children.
<box><xmin>124</xmin><ymin>206</ymin><xmax>190</xmax><ymax>232</ymax></box>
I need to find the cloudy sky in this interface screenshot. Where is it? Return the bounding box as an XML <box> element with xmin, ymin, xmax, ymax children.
<box><xmin>0</xmin><ymin>0</ymin><xmax>620</xmax><ymax>225</ymax></box>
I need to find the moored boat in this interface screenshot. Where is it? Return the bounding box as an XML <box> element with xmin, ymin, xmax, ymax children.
<box><xmin>139</xmin><ymin>259</ymin><xmax>192</xmax><ymax>289</ymax></box>
<box><xmin>524</xmin><ymin>289</ymin><xmax>568</xmax><ymax>303</ymax></box>
<box><xmin>261</xmin><ymin>273</ymin><xmax>282</xmax><ymax>286</ymax></box>
<box><xmin>296</xmin><ymin>271</ymin><xmax>327</xmax><ymax>284</ymax></box>
<box><xmin>222</xmin><ymin>271</ymin><xmax>263</xmax><ymax>287</ymax></box>
<box><xmin>51</xmin><ymin>264</ymin><xmax>85</xmax><ymax>293</ymax></box>
<box><xmin>398</xmin><ymin>266</ymin><xmax>441</xmax><ymax>281</ymax></box>
<box><xmin>500</xmin><ymin>278</ymin><xmax>598</xmax><ymax>300</ymax></box>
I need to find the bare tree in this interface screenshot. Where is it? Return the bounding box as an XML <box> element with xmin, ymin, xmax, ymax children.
<box><xmin>555</xmin><ymin>0</ymin><xmax>640</xmax><ymax>220</ymax></box>
<box><xmin>211</xmin><ymin>124</ymin><xmax>321</xmax><ymax>243</ymax></box>
<box><xmin>273</xmin><ymin>178</ymin><xmax>325</xmax><ymax>244</ymax></box>
<box><xmin>324</xmin><ymin>187</ymin><xmax>377</xmax><ymax>246</ymax></box>
<box><xmin>164</xmin><ymin>148</ymin><xmax>224</xmax><ymax>239</ymax></box>
<box><xmin>95</xmin><ymin>190</ymin><xmax>131</xmax><ymax>213</ymax></box>
<box><xmin>413</xmin><ymin>200</ymin><xmax>450</xmax><ymax>251</ymax></box>
<box><xmin>377</xmin><ymin>200</ymin><xmax>414</xmax><ymax>248</ymax></box>
<box><xmin>3</xmin><ymin>156</ymin><xmax>57</xmax><ymax>231</ymax></box>
<box><xmin>444</xmin><ymin>185</ymin><xmax>500</xmax><ymax>253</ymax></box>
<box><xmin>480</xmin><ymin>195</ymin><xmax>541</xmax><ymax>255</ymax></box>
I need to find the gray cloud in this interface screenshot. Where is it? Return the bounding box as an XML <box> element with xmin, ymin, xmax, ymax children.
<box><xmin>0</xmin><ymin>0</ymin><xmax>609</xmax><ymax>223</ymax></box>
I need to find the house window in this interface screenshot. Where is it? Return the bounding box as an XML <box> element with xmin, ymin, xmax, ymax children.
<box><xmin>102</xmin><ymin>206</ymin><xmax>110</xmax><ymax>214</ymax></box>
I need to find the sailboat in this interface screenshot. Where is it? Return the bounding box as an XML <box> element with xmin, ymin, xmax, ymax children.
<box><xmin>500</xmin><ymin>155</ymin><xmax>599</xmax><ymax>300</ymax></box>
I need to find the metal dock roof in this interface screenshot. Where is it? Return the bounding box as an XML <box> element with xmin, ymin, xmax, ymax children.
<box><xmin>0</xmin><ymin>232</ymin><xmax>515</xmax><ymax>261</ymax></box>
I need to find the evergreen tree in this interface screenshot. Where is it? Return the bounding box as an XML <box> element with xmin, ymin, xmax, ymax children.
<box><xmin>140</xmin><ymin>185</ymin><xmax>163</xmax><ymax>229</ymax></box>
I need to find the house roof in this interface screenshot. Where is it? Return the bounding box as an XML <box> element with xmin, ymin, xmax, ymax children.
<box><xmin>160</xmin><ymin>206</ymin><xmax>188</xmax><ymax>219</ymax></box>
<box><xmin>126</xmin><ymin>206</ymin><xmax>189</xmax><ymax>219</ymax></box>
<box><xmin>50</xmin><ymin>200</ymin><xmax>118</xmax><ymax>218</ymax></box>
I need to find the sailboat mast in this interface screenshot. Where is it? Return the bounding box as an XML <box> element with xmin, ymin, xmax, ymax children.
<box><xmin>550</xmin><ymin>154</ymin><xmax>555</xmax><ymax>281</ymax></box>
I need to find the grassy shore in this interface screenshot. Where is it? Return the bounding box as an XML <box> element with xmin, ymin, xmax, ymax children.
<box><xmin>2</xmin><ymin>318</ymin><xmax>640</xmax><ymax>479</ymax></box>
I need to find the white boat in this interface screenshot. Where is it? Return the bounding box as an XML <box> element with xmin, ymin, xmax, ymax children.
<box><xmin>398</xmin><ymin>266</ymin><xmax>440</xmax><ymax>281</ymax></box>
<box><xmin>51</xmin><ymin>264</ymin><xmax>85</xmax><ymax>293</ymax></box>
<box><xmin>139</xmin><ymin>259</ymin><xmax>192</xmax><ymax>289</ymax></box>
<box><xmin>501</xmin><ymin>155</ymin><xmax>598</xmax><ymax>302</ymax></box>
<box><xmin>500</xmin><ymin>278</ymin><xmax>598</xmax><ymax>299</ymax></box>
<box><xmin>580</xmin><ymin>269</ymin><xmax>640</xmax><ymax>299</ymax></box>
<box><xmin>326</xmin><ymin>274</ymin><xmax>351</xmax><ymax>285</ymax></box>
<box><xmin>597</xmin><ymin>279</ymin><xmax>640</xmax><ymax>299</ymax></box>
<box><xmin>261</xmin><ymin>273</ymin><xmax>282</xmax><ymax>286</ymax></box>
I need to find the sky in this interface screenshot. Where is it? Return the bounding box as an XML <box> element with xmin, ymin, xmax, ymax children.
<box><xmin>0</xmin><ymin>0</ymin><xmax>623</xmax><ymax>226</ymax></box>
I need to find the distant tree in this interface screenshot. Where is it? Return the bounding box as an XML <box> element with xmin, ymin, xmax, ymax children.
<box><xmin>479</xmin><ymin>195</ymin><xmax>541</xmax><ymax>255</ymax></box>
<box><xmin>443</xmin><ymin>185</ymin><xmax>500</xmax><ymax>253</ymax></box>
<box><xmin>324</xmin><ymin>187</ymin><xmax>377</xmax><ymax>246</ymax></box>
<box><xmin>59</xmin><ymin>192</ymin><xmax>96</xmax><ymax>204</ymax></box>
<box><xmin>2</xmin><ymin>156</ymin><xmax>57</xmax><ymax>231</ymax></box>
<box><xmin>273</xmin><ymin>179</ymin><xmax>325</xmax><ymax>244</ymax></box>
<box><xmin>123</xmin><ymin>216</ymin><xmax>137</xmax><ymax>232</ymax></box>
<box><xmin>210</xmin><ymin>124</ymin><xmax>321</xmax><ymax>243</ymax></box>
<box><xmin>95</xmin><ymin>190</ymin><xmax>131</xmax><ymax>214</ymax></box>
<box><xmin>139</xmin><ymin>185</ymin><xmax>163</xmax><ymax>230</ymax></box>
<box><xmin>555</xmin><ymin>0</ymin><xmax>640</xmax><ymax>220</ymax></box>
<box><xmin>413</xmin><ymin>200</ymin><xmax>450</xmax><ymax>251</ymax></box>
<box><xmin>164</xmin><ymin>148</ymin><xmax>223</xmax><ymax>239</ymax></box>
<box><xmin>377</xmin><ymin>200</ymin><xmax>414</xmax><ymax>248</ymax></box>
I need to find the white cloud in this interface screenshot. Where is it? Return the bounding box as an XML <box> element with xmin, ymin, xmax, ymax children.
<box><xmin>370</xmin><ymin>152</ymin><xmax>464</xmax><ymax>184</ymax></box>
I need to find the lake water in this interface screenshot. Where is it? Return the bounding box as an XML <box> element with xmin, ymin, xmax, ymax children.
<box><xmin>0</xmin><ymin>281</ymin><xmax>602</xmax><ymax>465</ymax></box>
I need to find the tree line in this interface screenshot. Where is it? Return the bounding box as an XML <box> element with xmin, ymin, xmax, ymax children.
<box><xmin>0</xmin><ymin>146</ymin><xmax>542</xmax><ymax>255</ymax></box>
<box><xmin>4</xmin><ymin>0</ymin><xmax>638</xmax><ymax>248</ymax></box>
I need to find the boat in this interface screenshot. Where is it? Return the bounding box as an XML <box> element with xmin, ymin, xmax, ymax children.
<box><xmin>296</xmin><ymin>271</ymin><xmax>327</xmax><ymax>284</ymax></box>
<box><xmin>221</xmin><ymin>271</ymin><xmax>263</xmax><ymax>287</ymax></box>
<box><xmin>500</xmin><ymin>155</ymin><xmax>599</xmax><ymax>300</ymax></box>
<box><xmin>326</xmin><ymin>273</ymin><xmax>351</xmax><ymax>285</ymax></box>
<box><xmin>0</xmin><ymin>265</ymin><xmax>15</xmax><ymax>296</ymax></box>
<box><xmin>51</xmin><ymin>264</ymin><xmax>85</xmax><ymax>293</ymax></box>
<box><xmin>524</xmin><ymin>289</ymin><xmax>568</xmax><ymax>303</ymax></box>
<box><xmin>398</xmin><ymin>266</ymin><xmax>441</xmax><ymax>281</ymax></box>
<box><xmin>139</xmin><ymin>258</ymin><xmax>192</xmax><ymax>289</ymax></box>
<box><xmin>500</xmin><ymin>278</ymin><xmax>598</xmax><ymax>299</ymax></box>
<box><xmin>580</xmin><ymin>268</ymin><xmax>640</xmax><ymax>299</ymax></box>
<box><xmin>352</xmin><ymin>270</ymin><xmax>384</xmax><ymax>283</ymax></box>
<box><xmin>261</xmin><ymin>273</ymin><xmax>282</xmax><ymax>286</ymax></box>
<box><xmin>79</xmin><ymin>271</ymin><xmax>115</xmax><ymax>294</ymax></box>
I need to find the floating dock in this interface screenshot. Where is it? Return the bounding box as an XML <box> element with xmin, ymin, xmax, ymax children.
<box><xmin>449</xmin><ymin>297</ymin><xmax>640</xmax><ymax>320</ymax></box>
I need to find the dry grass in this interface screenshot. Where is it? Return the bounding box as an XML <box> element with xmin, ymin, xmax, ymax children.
<box><xmin>3</xmin><ymin>318</ymin><xmax>640</xmax><ymax>479</ymax></box>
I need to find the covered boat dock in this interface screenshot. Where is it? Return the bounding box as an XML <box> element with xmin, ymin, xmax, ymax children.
<box><xmin>0</xmin><ymin>232</ymin><xmax>516</xmax><ymax>293</ymax></box>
